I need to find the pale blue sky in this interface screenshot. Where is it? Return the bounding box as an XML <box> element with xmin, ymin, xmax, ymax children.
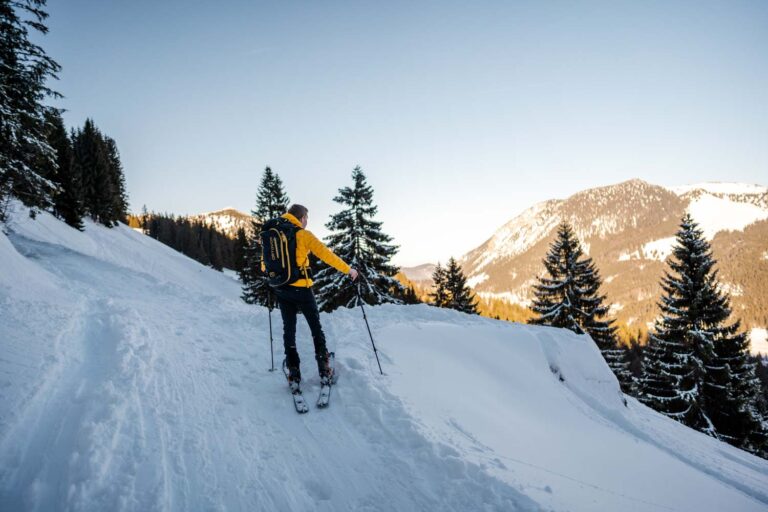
<box><xmin>42</xmin><ymin>1</ymin><xmax>768</xmax><ymax>265</ymax></box>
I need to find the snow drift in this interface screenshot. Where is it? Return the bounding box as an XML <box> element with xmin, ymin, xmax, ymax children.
<box><xmin>1</xmin><ymin>202</ymin><xmax>767</xmax><ymax>512</ymax></box>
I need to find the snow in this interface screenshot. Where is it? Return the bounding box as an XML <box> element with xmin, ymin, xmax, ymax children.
<box><xmin>1</xmin><ymin>203</ymin><xmax>768</xmax><ymax>512</ymax></box>
<box><xmin>751</xmin><ymin>328</ymin><xmax>768</xmax><ymax>356</ymax></box>
<box><xmin>473</xmin><ymin>201</ymin><xmax>561</xmax><ymax>272</ymax></box>
<box><xmin>719</xmin><ymin>282</ymin><xmax>744</xmax><ymax>297</ymax></box>
<box><xmin>642</xmin><ymin>236</ymin><xmax>677</xmax><ymax>261</ymax></box>
<box><xmin>670</xmin><ymin>182</ymin><xmax>767</xmax><ymax>196</ymax></box>
<box><xmin>617</xmin><ymin>193</ymin><xmax>768</xmax><ymax>262</ymax></box>
<box><xmin>618</xmin><ymin>249</ymin><xmax>639</xmax><ymax>262</ymax></box>
<box><xmin>192</xmin><ymin>207</ymin><xmax>253</xmax><ymax>237</ymax></box>
<box><xmin>617</xmin><ymin>238</ymin><xmax>676</xmax><ymax>263</ymax></box>
<box><xmin>478</xmin><ymin>290</ymin><xmax>534</xmax><ymax>307</ymax></box>
<box><xmin>465</xmin><ymin>272</ymin><xmax>489</xmax><ymax>288</ymax></box>
<box><xmin>686</xmin><ymin>194</ymin><xmax>768</xmax><ymax>240</ymax></box>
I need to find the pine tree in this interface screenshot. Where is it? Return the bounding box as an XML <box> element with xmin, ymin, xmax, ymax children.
<box><xmin>707</xmin><ymin>329</ymin><xmax>768</xmax><ymax>456</ymax></box>
<box><xmin>430</xmin><ymin>263</ymin><xmax>448</xmax><ymax>307</ymax></box>
<box><xmin>444</xmin><ymin>257</ymin><xmax>479</xmax><ymax>314</ymax></box>
<box><xmin>140</xmin><ymin>205</ymin><xmax>149</xmax><ymax>234</ymax></box>
<box><xmin>103</xmin><ymin>136</ymin><xmax>128</xmax><ymax>224</ymax></box>
<box><xmin>529</xmin><ymin>222</ymin><xmax>633</xmax><ymax>392</ymax></box>
<box><xmin>0</xmin><ymin>0</ymin><xmax>61</xmax><ymax>219</ymax></box>
<box><xmin>240</xmin><ymin>167</ymin><xmax>290</xmax><ymax>306</ymax></box>
<box><xmin>402</xmin><ymin>285</ymin><xmax>421</xmax><ymax>305</ymax></box>
<box><xmin>233</xmin><ymin>227</ymin><xmax>248</xmax><ymax>274</ymax></box>
<box><xmin>70</xmin><ymin>120</ymin><xmax>128</xmax><ymax>227</ymax></box>
<box><xmin>44</xmin><ymin>111</ymin><xmax>84</xmax><ymax>229</ymax></box>
<box><xmin>315</xmin><ymin>166</ymin><xmax>403</xmax><ymax>312</ymax></box>
<box><xmin>640</xmin><ymin>215</ymin><xmax>768</xmax><ymax>455</ymax></box>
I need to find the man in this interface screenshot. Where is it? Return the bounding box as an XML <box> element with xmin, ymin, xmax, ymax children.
<box><xmin>267</xmin><ymin>204</ymin><xmax>358</xmax><ymax>384</ymax></box>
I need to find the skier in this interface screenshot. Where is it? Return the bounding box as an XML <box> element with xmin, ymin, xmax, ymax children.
<box><xmin>263</xmin><ymin>204</ymin><xmax>358</xmax><ymax>386</ymax></box>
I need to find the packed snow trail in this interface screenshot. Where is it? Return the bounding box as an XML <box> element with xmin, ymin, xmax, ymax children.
<box><xmin>0</xmin><ymin>206</ymin><xmax>536</xmax><ymax>511</ymax></box>
<box><xmin>1</xmin><ymin>203</ymin><xmax>768</xmax><ymax>512</ymax></box>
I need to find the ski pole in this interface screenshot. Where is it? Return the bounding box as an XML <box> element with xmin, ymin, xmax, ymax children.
<box><xmin>355</xmin><ymin>281</ymin><xmax>383</xmax><ymax>375</ymax></box>
<box><xmin>268</xmin><ymin>290</ymin><xmax>275</xmax><ymax>372</ymax></box>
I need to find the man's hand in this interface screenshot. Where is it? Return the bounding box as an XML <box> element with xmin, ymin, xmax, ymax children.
<box><xmin>349</xmin><ymin>268</ymin><xmax>359</xmax><ymax>281</ymax></box>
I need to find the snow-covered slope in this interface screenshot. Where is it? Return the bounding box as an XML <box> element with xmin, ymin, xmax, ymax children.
<box><xmin>191</xmin><ymin>207</ymin><xmax>254</xmax><ymax>238</ymax></box>
<box><xmin>1</xmin><ymin>203</ymin><xmax>767</xmax><ymax>512</ymax></box>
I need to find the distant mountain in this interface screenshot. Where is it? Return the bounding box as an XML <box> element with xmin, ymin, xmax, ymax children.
<box><xmin>459</xmin><ymin>179</ymin><xmax>768</xmax><ymax>353</ymax></box>
<box><xmin>190</xmin><ymin>208</ymin><xmax>254</xmax><ymax>238</ymax></box>
<box><xmin>400</xmin><ymin>263</ymin><xmax>436</xmax><ymax>284</ymax></box>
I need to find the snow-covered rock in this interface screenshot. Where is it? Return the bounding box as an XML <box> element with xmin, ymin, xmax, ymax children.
<box><xmin>1</xmin><ymin>203</ymin><xmax>767</xmax><ymax>511</ymax></box>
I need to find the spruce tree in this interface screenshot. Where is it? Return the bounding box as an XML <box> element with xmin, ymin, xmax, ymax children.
<box><xmin>430</xmin><ymin>263</ymin><xmax>448</xmax><ymax>307</ymax></box>
<box><xmin>315</xmin><ymin>166</ymin><xmax>402</xmax><ymax>312</ymax></box>
<box><xmin>233</xmin><ymin>227</ymin><xmax>248</xmax><ymax>274</ymax></box>
<box><xmin>140</xmin><ymin>205</ymin><xmax>149</xmax><ymax>234</ymax></box>
<box><xmin>529</xmin><ymin>222</ymin><xmax>633</xmax><ymax>392</ymax></box>
<box><xmin>444</xmin><ymin>257</ymin><xmax>479</xmax><ymax>314</ymax></box>
<box><xmin>45</xmin><ymin>111</ymin><xmax>84</xmax><ymax>229</ymax></box>
<box><xmin>0</xmin><ymin>0</ymin><xmax>61</xmax><ymax>219</ymax></box>
<box><xmin>71</xmin><ymin>119</ymin><xmax>127</xmax><ymax>227</ymax></box>
<box><xmin>640</xmin><ymin>215</ymin><xmax>768</xmax><ymax>455</ymax></box>
<box><xmin>402</xmin><ymin>285</ymin><xmax>420</xmax><ymax>305</ymax></box>
<box><xmin>103</xmin><ymin>136</ymin><xmax>128</xmax><ymax>224</ymax></box>
<box><xmin>240</xmin><ymin>167</ymin><xmax>290</xmax><ymax>306</ymax></box>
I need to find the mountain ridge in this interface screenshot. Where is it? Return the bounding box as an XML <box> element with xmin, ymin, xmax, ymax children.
<box><xmin>453</xmin><ymin>179</ymin><xmax>768</xmax><ymax>351</ymax></box>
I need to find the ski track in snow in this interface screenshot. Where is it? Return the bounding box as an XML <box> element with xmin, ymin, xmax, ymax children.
<box><xmin>1</xmin><ymin>206</ymin><xmax>768</xmax><ymax>512</ymax></box>
<box><xmin>0</xmin><ymin>231</ymin><xmax>536</xmax><ymax>511</ymax></box>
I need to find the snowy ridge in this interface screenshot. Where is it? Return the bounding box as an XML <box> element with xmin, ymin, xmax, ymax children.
<box><xmin>684</xmin><ymin>194</ymin><xmax>768</xmax><ymax>239</ymax></box>
<box><xmin>468</xmin><ymin>200</ymin><xmax>562</xmax><ymax>272</ymax></box>
<box><xmin>190</xmin><ymin>207</ymin><xmax>254</xmax><ymax>238</ymax></box>
<box><xmin>669</xmin><ymin>182</ymin><xmax>767</xmax><ymax>196</ymax></box>
<box><xmin>1</xmin><ymin>204</ymin><xmax>768</xmax><ymax>511</ymax></box>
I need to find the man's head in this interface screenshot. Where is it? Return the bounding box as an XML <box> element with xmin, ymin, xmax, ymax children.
<box><xmin>287</xmin><ymin>204</ymin><xmax>309</xmax><ymax>228</ymax></box>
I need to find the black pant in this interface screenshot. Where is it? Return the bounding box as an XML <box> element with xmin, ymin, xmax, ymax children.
<box><xmin>273</xmin><ymin>286</ymin><xmax>328</xmax><ymax>378</ymax></box>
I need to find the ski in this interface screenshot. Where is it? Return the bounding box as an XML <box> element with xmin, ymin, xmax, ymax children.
<box><xmin>291</xmin><ymin>385</ymin><xmax>309</xmax><ymax>414</ymax></box>
<box><xmin>316</xmin><ymin>352</ymin><xmax>338</xmax><ymax>409</ymax></box>
<box><xmin>283</xmin><ymin>359</ymin><xmax>309</xmax><ymax>414</ymax></box>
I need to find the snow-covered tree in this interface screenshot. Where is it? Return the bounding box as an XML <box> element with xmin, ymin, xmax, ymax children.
<box><xmin>529</xmin><ymin>222</ymin><xmax>633</xmax><ymax>392</ymax></box>
<box><xmin>240</xmin><ymin>167</ymin><xmax>290</xmax><ymax>306</ymax></box>
<box><xmin>640</xmin><ymin>214</ymin><xmax>767</xmax><ymax>456</ymax></box>
<box><xmin>0</xmin><ymin>0</ymin><xmax>61</xmax><ymax>219</ymax></box>
<box><xmin>444</xmin><ymin>257</ymin><xmax>478</xmax><ymax>314</ymax></box>
<box><xmin>315</xmin><ymin>166</ymin><xmax>402</xmax><ymax>312</ymax></box>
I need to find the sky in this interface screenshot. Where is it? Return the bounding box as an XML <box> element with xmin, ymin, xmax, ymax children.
<box><xmin>40</xmin><ymin>0</ymin><xmax>768</xmax><ymax>266</ymax></box>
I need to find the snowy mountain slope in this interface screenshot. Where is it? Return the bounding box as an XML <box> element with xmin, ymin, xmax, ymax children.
<box><xmin>191</xmin><ymin>208</ymin><xmax>254</xmax><ymax>238</ymax></box>
<box><xmin>399</xmin><ymin>263</ymin><xmax>436</xmax><ymax>284</ymax></box>
<box><xmin>1</xmin><ymin>204</ymin><xmax>768</xmax><ymax>511</ymax></box>
<box><xmin>460</xmin><ymin>179</ymin><xmax>768</xmax><ymax>351</ymax></box>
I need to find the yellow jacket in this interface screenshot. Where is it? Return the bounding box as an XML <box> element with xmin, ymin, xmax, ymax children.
<box><xmin>263</xmin><ymin>213</ymin><xmax>351</xmax><ymax>288</ymax></box>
